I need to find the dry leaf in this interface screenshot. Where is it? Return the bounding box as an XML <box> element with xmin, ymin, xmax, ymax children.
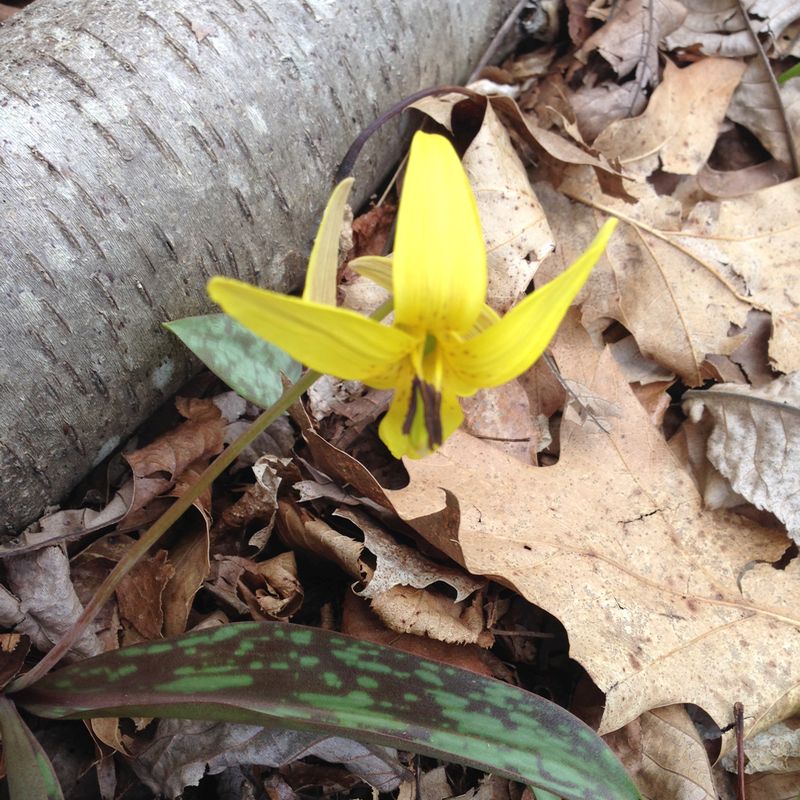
<box><xmin>133</xmin><ymin>720</ymin><xmax>406</xmax><ymax>798</ymax></box>
<box><xmin>592</xmin><ymin>58</ymin><xmax>746</xmax><ymax>177</ymax></box>
<box><xmin>463</xmin><ymin>103</ymin><xmax>554</xmax><ymax>312</ymax></box>
<box><xmin>0</xmin><ymin>633</ymin><xmax>29</xmax><ymax>689</ymax></box>
<box><xmin>238</xmin><ymin>551</ymin><xmax>303</xmax><ymax>621</ymax></box>
<box><xmin>569</xmin><ymin>81</ymin><xmax>649</xmax><ymax>141</ymax></box>
<box><xmin>369</xmin><ymin>584</ymin><xmax>492</xmax><ymax>647</ymax></box>
<box><xmin>605</xmin><ymin>705</ymin><xmax>717</xmax><ymax>800</ymax></box>
<box><xmin>419</xmin><ymin>765</ymin><xmax>452</xmax><ymax>800</ymax></box>
<box><xmin>346</xmin><ymin>203</ymin><xmax>396</xmax><ymax>262</ymax></box>
<box><xmin>664</xmin><ymin>1</ymin><xmax>800</xmax><ymax>58</ymax></box>
<box><xmin>576</xmin><ymin>0</ymin><xmax>687</xmax><ymax>85</ymax></box>
<box><xmin>745</xmin><ymin>769</ymin><xmax>800</xmax><ymax>799</ymax></box>
<box><xmin>461</xmin><ymin>382</ymin><xmax>537</xmax><ymax>463</ymax></box>
<box><xmin>162</xmin><ymin>524</ymin><xmax>210</xmax><ymax>637</ymax></box>
<box><xmin>383</xmin><ymin>319</ymin><xmax>799</xmax><ymax>753</ymax></box>
<box><xmin>609</xmin><ymin>336</ymin><xmax>675</xmax><ymax>385</ymax></box>
<box><xmin>3</xmin><ymin>545</ymin><xmax>101</xmax><ymax>658</ymax></box>
<box><xmin>204</xmin><ymin>553</ymin><xmax>303</xmax><ymax>621</ymax></box>
<box><xmin>125</xmin><ymin>397</ymin><xmax>225</xmax><ymax>505</ymax></box>
<box><xmin>721</xmin><ymin>716</ymin><xmax>800</xmax><ymax>774</ymax></box>
<box><xmin>684</xmin><ymin>373</ymin><xmax>800</xmax><ymax>542</ymax></box>
<box><xmin>116</xmin><ymin>549</ymin><xmax>175</xmax><ymax>640</ymax></box>
<box><xmin>338</xmin><ymin>508</ymin><xmax>484</xmax><ymax>602</ymax></box>
<box><xmin>697</xmin><ymin>160</ymin><xmax>792</xmax><ymax>199</ymax></box>
<box><xmin>341</xmin><ymin>592</ymin><xmax>501</xmax><ymax>678</ymax></box>
<box><xmin>555</xmin><ymin>167</ymin><xmax>800</xmax><ymax>379</ymax></box>
<box><xmin>727</xmin><ymin>57</ymin><xmax>800</xmax><ymax>165</ymax></box>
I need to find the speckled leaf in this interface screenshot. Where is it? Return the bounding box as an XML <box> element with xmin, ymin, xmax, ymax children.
<box><xmin>165</xmin><ymin>314</ymin><xmax>301</xmax><ymax>408</ymax></box>
<box><xmin>0</xmin><ymin>697</ymin><xmax>64</xmax><ymax>800</ymax></box>
<box><xmin>12</xmin><ymin>623</ymin><xmax>639</xmax><ymax>800</ymax></box>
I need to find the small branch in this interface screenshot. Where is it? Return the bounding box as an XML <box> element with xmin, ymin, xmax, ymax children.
<box><xmin>467</xmin><ymin>0</ymin><xmax>531</xmax><ymax>83</ymax></box>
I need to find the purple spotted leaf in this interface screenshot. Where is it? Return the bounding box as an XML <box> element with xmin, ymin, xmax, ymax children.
<box><xmin>0</xmin><ymin>697</ymin><xmax>63</xmax><ymax>800</ymax></box>
<box><xmin>12</xmin><ymin>622</ymin><xmax>640</xmax><ymax>800</ymax></box>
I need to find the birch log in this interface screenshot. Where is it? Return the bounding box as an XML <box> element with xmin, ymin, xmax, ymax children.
<box><xmin>0</xmin><ymin>0</ymin><xmax>516</xmax><ymax>533</ymax></box>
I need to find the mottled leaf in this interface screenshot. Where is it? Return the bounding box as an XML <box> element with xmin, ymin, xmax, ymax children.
<box><xmin>165</xmin><ymin>314</ymin><xmax>301</xmax><ymax>408</ymax></box>
<box><xmin>12</xmin><ymin>622</ymin><xmax>639</xmax><ymax>800</ymax></box>
<box><xmin>0</xmin><ymin>696</ymin><xmax>63</xmax><ymax>800</ymax></box>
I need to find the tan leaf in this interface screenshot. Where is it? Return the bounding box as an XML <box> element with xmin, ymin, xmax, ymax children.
<box><xmin>684</xmin><ymin>373</ymin><xmax>800</xmax><ymax>542</ymax></box>
<box><xmin>341</xmin><ymin>592</ymin><xmax>501</xmax><ymax>678</ymax></box>
<box><xmin>238</xmin><ymin>551</ymin><xmax>303</xmax><ymax>621</ymax></box>
<box><xmin>369</xmin><ymin>585</ymin><xmax>492</xmax><ymax>647</ymax></box>
<box><xmin>463</xmin><ymin>103</ymin><xmax>554</xmax><ymax>312</ymax></box>
<box><xmin>745</xmin><ymin>769</ymin><xmax>800</xmax><ymax>799</ymax></box>
<box><xmin>338</xmin><ymin>507</ymin><xmax>485</xmax><ymax>602</ymax></box>
<box><xmin>461</xmin><ymin>381</ymin><xmax>537</xmax><ymax>463</ymax></box>
<box><xmin>162</xmin><ymin>524</ymin><xmax>210</xmax><ymax>637</ymax></box>
<box><xmin>125</xmin><ymin>397</ymin><xmax>225</xmax><ymax>502</ymax></box>
<box><xmin>727</xmin><ymin>57</ymin><xmax>800</xmax><ymax>165</ymax></box>
<box><xmin>664</xmin><ymin>1</ymin><xmax>800</xmax><ymax>58</ymax></box>
<box><xmin>556</xmin><ymin>167</ymin><xmax>800</xmax><ymax>380</ymax></box>
<box><xmin>698</xmin><ymin>160</ymin><xmax>792</xmax><ymax>199</ymax></box>
<box><xmin>721</xmin><ymin>716</ymin><xmax>800</xmax><ymax>774</ymax></box>
<box><xmin>605</xmin><ymin>705</ymin><xmax>717</xmax><ymax>800</ymax></box>
<box><xmin>576</xmin><ymin>0</ymin><xmax>687</xmax><ymax>84</ymax></box>
<box><xmin>133</xmin><ymin>719</ymin><xmax>405</xmax><ymax>798</ymax></box>
<box><xmin>116</xmin><ymin>550</ymin><xmax>175</xmax><ymax>639</ymax></box>
<box><xmin>346</xmin><ymin>203</ymin><xmax>396</xmax><ymax>263</ymax></box>
<box><xmin>569</xmin><ymin>81</ymin><xmax>648</xmax><ymax>141</ymax></box>
<box><xmin>3</xmin><ymin>545</ymin><xmax>101</xmax><ymax>658</ymax></box>
<box><xmin>204</xmin><ymin>553</ymin><xmax>303</xmax><ymax>622</ymax></box>
<box><xmin>593</xmin><ymin>58</ymin><xmax>746</xmax><ymax>177</ymax></box>
<box><xmin>382</xmin><ymin>319</ymin><xmax>799</xmax><ymax>752</ymax></box>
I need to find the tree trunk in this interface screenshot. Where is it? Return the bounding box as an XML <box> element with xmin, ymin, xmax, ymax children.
<box><xmin>0</xmin><ymin>0</ymin><xmax>516</xmax><ymax>533</ymax></box>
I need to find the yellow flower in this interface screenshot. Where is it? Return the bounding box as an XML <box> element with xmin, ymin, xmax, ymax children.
<box><xmin>208</xmin><ymin>132</ymin><xmax>617</xmax><ymax>459</ymax></box>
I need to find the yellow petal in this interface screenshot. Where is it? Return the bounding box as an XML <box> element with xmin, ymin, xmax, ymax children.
<box><xmin>378</xmin><ymin>364</ymin><xmax>464</xmax><ymax>459</ymax></box>
<box><xmin>393</xmin><ymin>132</ymin><xmax>486</xmax><ymax>335</ymax></box>
<box><xmin>348</xmin><ymin>255</ymin><xmax>393</xmax><ymax>291</ymax></box>
<box><xmin>302</xmin><ymin>177</ymin><xmax>354</xmax><ymax>306</ymax></box>
<box><xmin>472</xmin><ymin>304</ymin><xmax>501</xmax><ymax>334</ymax></box>
<box><xmin>208</xmin><ymin>276</ymin><xmax>415</xmax><ymax>385</ymax></box>
<box><xmin>448</xmin><ymin>219</ymin><xmax>618</xmax><ymax>389</ymax></box>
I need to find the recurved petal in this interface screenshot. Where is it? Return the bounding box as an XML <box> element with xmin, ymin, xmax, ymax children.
<box><xmin>393</xmin><ymin>132</ymin><xmax>486</xmax><ymax>335</ymax></box>
<box><xmin>348</xmin><ymin>255</ymin><xmax>393</xmax><ymax>291</ymax></box>
<box><xmin>449</xmin><ymin>219</ymin><xmax>618</xmax><ymax>390</ymax></box>
<box><xmin>302</xmin><ymin>177</ymin><xmax>354</xmax><ymax>306</ymax></box>
<box><xmin>208</xmin><ymin>276</ymin><xmax>415</xmax><ymax>384</ymax></box>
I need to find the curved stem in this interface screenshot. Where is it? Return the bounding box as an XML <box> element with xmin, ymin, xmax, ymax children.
<box><xmin>11</xmin><ymin>298</ymin><xmax>394</xmax><ymax>692</ymax></box>
<box><xmin>10</xmin><ymin>369</ymin><xmax>319</xmax><ymax>691</ymax></box>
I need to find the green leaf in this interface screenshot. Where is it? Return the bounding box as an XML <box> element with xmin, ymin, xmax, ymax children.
<box><xmin>0</xmin><ymin>697</ymin><xmax>63</xmax><ymax>800</ymax></box>
<box><xmin>12</xmin><ymin>623</ymin><xmax>639</xmax><ymax>800</ymax></box>
<box><xmin>778</xmin><ymin>62</ymin><xmax>800</xmax><ymax>84</ymax></box>
<box><xmin>165</xmin><ymin>314</ymin><xmax>301</xmax><ymax>408</ymax></box>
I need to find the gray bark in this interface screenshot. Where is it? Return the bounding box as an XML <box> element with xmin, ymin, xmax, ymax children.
<box><xmin>0</xmin><ymin>0</ymin><xmax>516</xmax><ymax>533</ymax></box>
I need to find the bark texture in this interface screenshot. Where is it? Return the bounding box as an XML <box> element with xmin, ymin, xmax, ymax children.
<box><xmin>0</xmin><ymin>0</ymin><xmax>516</xmax><ymax>533</ymax></box>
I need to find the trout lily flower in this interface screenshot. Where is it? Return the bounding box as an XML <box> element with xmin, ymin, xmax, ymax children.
<box><xmin>208</xmin><ymin>132</ymin><xmax>617</xmax><ymax>459</ymax></box>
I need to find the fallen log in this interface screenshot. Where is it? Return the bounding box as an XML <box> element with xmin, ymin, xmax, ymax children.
<box><xmin>0</xmin><ymin>0</ymin><xmax>517</xmax><ymax>533</ymax></box>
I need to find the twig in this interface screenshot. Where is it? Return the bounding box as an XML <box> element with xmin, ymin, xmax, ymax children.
<box><xmin>11</xmin><ymin>299</ymin><xmax>393</xmax><ymax>691</ymax></box>
<box><xmin>736</xmin><ymin>0</ymin><xmax>800</xmax><ymax>177</ymax></box>
<box><xmin>735</xmin><ymin>701</ymin><xmax>746</xmax><ymax>800</ymax></box>
<box><xmin>467</xmin><ymin>0</ymin><xmax>531</xmax><ymax>83</ymax></box>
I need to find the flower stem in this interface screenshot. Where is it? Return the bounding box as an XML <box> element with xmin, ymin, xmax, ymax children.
<box><xmin>11</xmin><ymin>298</ymin><xmax>394</xmax><ymax>691</ymax></box>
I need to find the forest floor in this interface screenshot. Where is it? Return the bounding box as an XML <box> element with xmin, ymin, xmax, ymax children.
<box><xmin>3</xmin><ymin>2</ymin><xmax>800</xmax><ymax>799</ymax></box>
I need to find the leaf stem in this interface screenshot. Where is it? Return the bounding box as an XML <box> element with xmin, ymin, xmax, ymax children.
<box><xmin>11</xmin><ymin>297</ymin><xmax>394</xmax><ymax>692</ymax></box>
<box><xmin>10</xmin><ymin>369</ymin><xmax>319</xmax><ymax>691</ymax></box>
